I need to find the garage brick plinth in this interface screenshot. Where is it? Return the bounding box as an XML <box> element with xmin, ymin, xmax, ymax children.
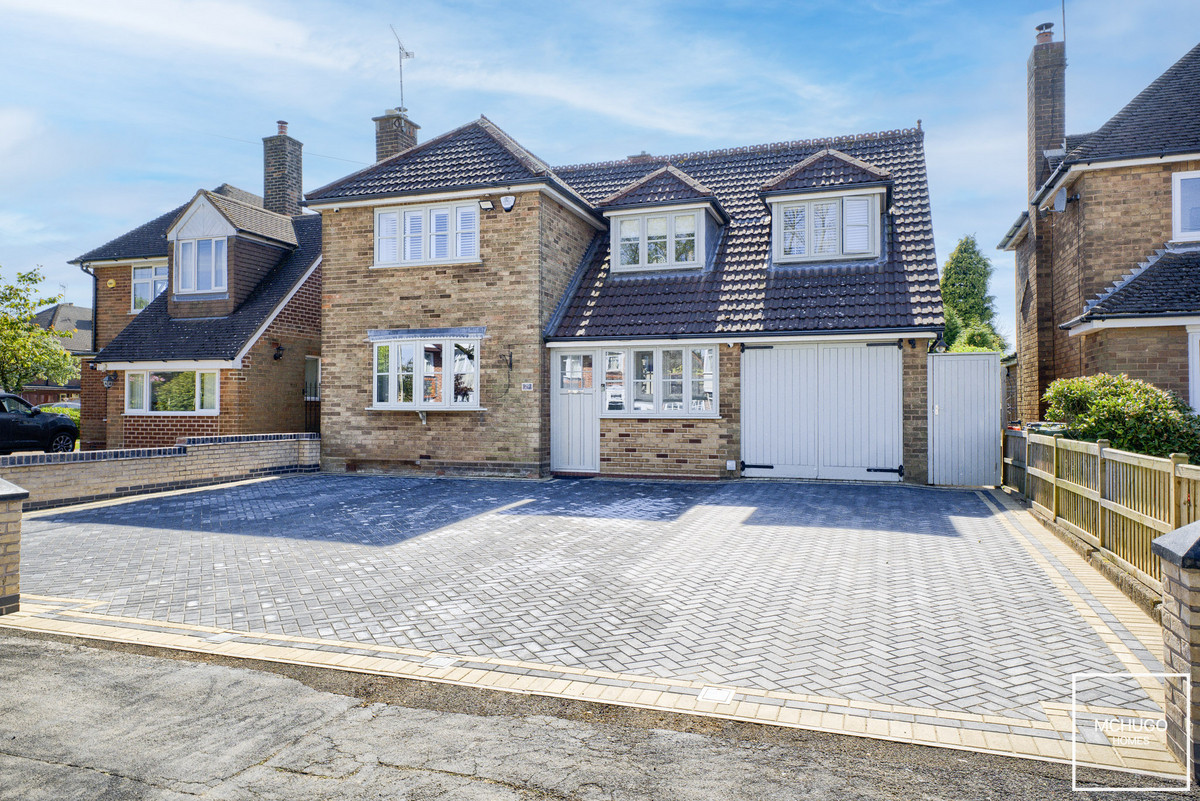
<box><xmin>1152</xmin><ymin>522</ymin><xmax>1200</xmax><ymax>778</ymax></box>
<box><xmin>0</xmin><ymin>477</ymin><xmax>28</xmax><ymax>616</ymax></box>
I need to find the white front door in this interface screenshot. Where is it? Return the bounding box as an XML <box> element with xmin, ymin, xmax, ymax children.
<box><xmin>741</xmin><ymin>342</ymin><xmax>903</xmax><ymax>481</ymax></box>
<box><xmin>550</xmin><ymin>350</ymin><xmax>600</xmax><ymax>473</ymax></box>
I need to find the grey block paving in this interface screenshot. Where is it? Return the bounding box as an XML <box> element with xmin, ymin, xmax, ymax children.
<box><xmin>20</xmin><ymin>476</ymin><xmax>1155</xmax><ymax>719</ymax></box>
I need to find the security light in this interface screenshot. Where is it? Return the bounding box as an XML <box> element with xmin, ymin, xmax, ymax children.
<box><xmin>478</xmin><ymin>199</ymin><xmax>494</xmax><ymax>211</ymax></box>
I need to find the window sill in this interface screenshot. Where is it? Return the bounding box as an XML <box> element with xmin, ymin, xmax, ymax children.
<box><xmin>173</xmin><ymin>292</ymin><xmax>229</xmax><ymax>301</ymax></box>
<box><xmin>601</xmin><ymin>413</ymin><xmax>721</xmax><ymax>420</ymax></box>
<box><xmin>775</xmin><ymin>253</ymin><xmax>878</xmax><ymax>265</ymax></box>
<box><xmin>123</xmin><ymin>411</ymin><xmax>220</xmax><ymax>417</ymax></box>
<box><xmin>371</xmin><ymin>259</ymin><xmax>483</xmax><ymax>270</ymax></box>
<box><xmin>611</xmin><ymin>263</ymin><xmax>700</xmax><ymax>273</ymax></box>
<box><xmin>367</xmin><ymin>406</ymin><xmax>486</xmax><ymax>412</ymax></box>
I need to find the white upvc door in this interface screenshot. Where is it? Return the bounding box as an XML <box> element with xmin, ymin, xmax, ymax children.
<box><xmin>741</xmin><ymin>342</ymin><xmax>903</xmax><ymax>481</ymax></box>
<box><xmin>928</xmin><ymin>352</ymin><xmax>1002</xmax><ymax>486</ymax></box>
<box><xmin>550</xmin><ymin>350</ymin><xmax>600</xmax><ymax>473</ymax></box>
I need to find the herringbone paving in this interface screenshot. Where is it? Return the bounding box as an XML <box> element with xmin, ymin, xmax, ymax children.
<box><xmin>18</xmin><ymin>476</ymin><xmax>1156</xmax><ymax>721</ymax></box>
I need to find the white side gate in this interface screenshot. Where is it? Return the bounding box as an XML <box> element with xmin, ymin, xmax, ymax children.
<box><xmin>928</xmin><ymin>352</ymin><xmax>1002</xmax><ymax>486</ymax></box>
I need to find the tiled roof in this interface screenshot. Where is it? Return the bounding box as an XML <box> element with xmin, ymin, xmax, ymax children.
<box><xmin>95</xmin><ymin>215</ymin><xmax>321</xmax><ymax>363</ymax></box>
<box><xmin>598</xmin><ymin>165</ymin><xmax>716</xmax><ymax>208</ymax></box>
<box><xmin>306</xmin><ymin>116</ymin><xmax>581</xmax><ymax>204</ymax></box>
<box><xmin>1065</xmin><ymin>42</ymin><xmax>1200</xmax><ymax>163</ymax></box>
<box><xmin>547</xmin><ymin>127</ymin><xmax>942</xmax><ymax>339</ymax></box>
<box><xmin>71</xmin><ymin>185</ymin><xmax>262</xmax><ymax>264</ymax></box>
<box><xmin>32</xmin><ymin>303</ymin><xmax>92</xmax><ymax>353</ymax></box>
<box><xmin>1063</xmin><ymin>246</ymin><xmax>1200</xmax><ymax>327</ymax></box>
<box><xmin>761</xmin><ymin>148</ymin><xmax>891</xmax><ymax>194</ymax></box>
<box><xmin>202</xmin><ymin>190</ymin><xmax>297</xmax><ymax>246</ymax></box>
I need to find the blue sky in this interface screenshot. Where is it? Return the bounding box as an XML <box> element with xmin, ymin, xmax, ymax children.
<box><xmin>2</xmin><ymin>0</ymin><xmax>1199</xmax><ymax>344</ymax></box>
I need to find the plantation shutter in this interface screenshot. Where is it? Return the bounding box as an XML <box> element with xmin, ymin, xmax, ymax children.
<box><xmin>430</xmin><ymin>208</ymin><xmax>451</xmax><ymax>260</ymax></box>
<box><xmin>403</xmin><ymin>210</ymin><xmax>424</xmax><ymax>261</ymax></box>
<box><xmin>842</xmin><ymin>197</ymin><xmax>871</xmax><ymax>254</ymax></box>
<box><xmin>456</xmin><ymin>205</ymin><xmax>478</xmax><ymax>259</ymax></box>
<box><xmin>376</xmin><ymin>211</ymin><xmax>399</xmax><ymax>264</ymax></box>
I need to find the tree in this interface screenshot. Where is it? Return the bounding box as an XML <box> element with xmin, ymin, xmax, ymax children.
<box><xmin>0</xmin><ymin>267</ymin><xmax>80</xmax><ymax>393</ymax></box>
<box><xmin>940</xmin><ymin>235</ymin><xmax>1007</xmax><ymax>351</ymax></box>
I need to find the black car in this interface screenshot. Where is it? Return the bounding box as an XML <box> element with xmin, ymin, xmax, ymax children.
<box><xmin>0</xmin><ymin>393</ymin><xmax>78</xmax><ymax>454</ymax></box>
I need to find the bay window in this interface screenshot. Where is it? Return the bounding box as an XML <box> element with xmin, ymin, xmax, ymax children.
<box><xmin>600</xmin><ymin>346</ymin><xmax>717</xmax><ymax>417</ymax></box>
<box><xmin>611</xmin><ymin>210</ymin><xmax>703</xmax><ymax>271</ymax></box>
<box><xmin>375</xmin><ymin>203</ymin><xmax>480</xmax><ymax>267</ymax></box>
<box><xmin>175</xmin><ymin>238</ymin><xmax>227</xmax><ymax>293</ymax></box>
<box><xmin>132</xmin><ymin>263</ymin><xmax>168</xmax><ymax>311</ymax></box>
<box><xmin>373</xmin><ymin>338</ymin><xmax>480</xmax><ymax>409</ymax></box>
<box><xmin>773</xmin><ymin>191</ymin><xmax>880</xmax><ymax>263</ymax></box>
<box><xmin>125</xmin><ymin>370</ymin><xmax>218</xmax><ymax>414</ymax></box>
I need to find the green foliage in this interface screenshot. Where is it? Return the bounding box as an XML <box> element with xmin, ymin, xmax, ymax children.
<box><xmin>940</xmin><ymin>236</ymin><xmax>1008</xmax><ymax>351</ymax></box>
<box><xmin>40</xmin><ymin>406</ymin><xmax>80</xmax><ymax>428</ymax></box>
<box><xmin>1043</xmin><ymin>373</ymin><xmax>1200</xmax><ymax>460</ymax></box>
<box><xmin>0</xmin><ymin>267</ymin><xmax>80</xmax><ymax>393</ymax></box>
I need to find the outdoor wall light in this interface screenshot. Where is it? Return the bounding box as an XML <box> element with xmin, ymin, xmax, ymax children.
<box><xmin>500</xmin><ymin>195</ymin><xmax>516</xmax><ymax>212</ymax></box>
<box><xmin>273</xmin><ymin>343</ymin><xmax>285</xmax><ymax>360</ymax></box>
<box><xmin>478</xmin><ymin>199</ymin><xmax>495</xmax><ymax>211</ymax></box>
<box><xmin>102</xmin><ymin>373</ymin><xmax>116</xmax><ymax>389</ymax></box>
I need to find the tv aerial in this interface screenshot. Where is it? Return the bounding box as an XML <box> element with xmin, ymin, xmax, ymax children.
<box><xmin>390</xmin><ymin>26</ymin><xmax>414</xmax><ymax>113</ymax></box>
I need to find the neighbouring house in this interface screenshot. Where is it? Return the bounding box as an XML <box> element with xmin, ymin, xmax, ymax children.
<box><xmin>999</xmin><ymin>25</ymin><xmax>1200</xmax><ymax>420</ymax></box>
<box><xmin>72</xmin><ymin>122</ymin><xmax>322</xmax><ymax>449</ymax></box>
<box><xmin>19</xmin><ymin>303</ymin><xmax>92</xmax><ymax>406</ymax></box>
<box><xmin>306</xmin><ymin>107</ymin><xmax>942</xmax><ymax>481</ymax></box>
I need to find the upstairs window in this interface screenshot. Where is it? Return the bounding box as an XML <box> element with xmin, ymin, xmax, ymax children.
<box><xmin>175</xmin><ymin>238</ymin><xmax>227</xmax><ymax>294</ymax></box>
<box><xmin>772</xmin><ymin>192</ymin><xmax>880</xmax><ymax>263</ymax></box>
<box><xmin>132</xmin><ymin>263</ymin><xmax>168</xmax><ymax>311</ymax></box>
<box><xmin>375</xmin><ymin>203</ymin><xmax>479</xmax><ymax>267</ymax></box>
<box><xmin>373</xmin><ymin>338</ymin><xmax>480</xmax><ymax>410</ymax></box>
<box><xmin>1174</xmin><ymin>170</ymin><xmax>1200</xmax><ymax>242</ymax></box>
<box><xmin>611</xmin><ymin>210</ymin><xmax>703</xmax><ymax>272</ymax></box>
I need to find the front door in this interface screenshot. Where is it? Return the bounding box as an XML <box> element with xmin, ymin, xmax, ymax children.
<box><xmin>550</xmin><ymin>350</ymin><xmax>600</xmax><ymax>473</ymax></box>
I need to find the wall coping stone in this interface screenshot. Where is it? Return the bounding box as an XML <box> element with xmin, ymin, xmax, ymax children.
<box><xmin>0</xmin><ymin>433</ymin><xmax>320</xmax><ymax>469</ymax></box>
<box><xmin>176</xmin><ymin>433</ymin><xmax>320</xmax><ymax>446</ymax></box>
<box><xmin>0</xmin><ymin>477</ymin><xmax>29</xmax><ymax>501</ymax></box>
<box><xmin>1153</xmin><ymin>522</ymin><xmax>1200</xmax><ymax>569</ymax></box>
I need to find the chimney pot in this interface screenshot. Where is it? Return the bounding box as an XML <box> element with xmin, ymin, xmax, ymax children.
<box><xmin>277</xmin><ymin>120</ymin><xmax>288</xmax><ymax>135</ymax></box>
<box><xmin>1035</xmin><ymin>22</ymin><xmax>1054</xmax><ymax>44</ymax></box>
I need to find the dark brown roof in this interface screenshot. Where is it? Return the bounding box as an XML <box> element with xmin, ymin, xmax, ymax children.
<box><xmin>761</xmin><ymin>148</ymin><xmax>891</xmax><ymax>194</ymax></box>
<box><xmin>199</xmin><ymin>190</ymin><xmax>298</xmax><ymax>246</ymax></box>
<box><xmin>32</xmin><ymin>303</ymin><xmax>92</xmax><ymax>353</ymax></box>
<box><xmin>71</xmin><ymin>185</ymin><xmax>262</xmax><ymax>264</ymax></box>
<box><xmin>547</xmin><ymin>126</ymin><xmax>942</xmax><ymax>339</ymax></box>
<box><xmin>95</xmin><ymin>215</ymin><xmax>321</xmax><ymax>363</ymax></box>
<box><xmin>1062</xmin><ymin>246</ymin><xmax>1200</xmax><ymax>327</ymax></box>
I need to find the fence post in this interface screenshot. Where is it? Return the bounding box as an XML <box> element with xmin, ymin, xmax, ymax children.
<box><xmin>1051</xmin><ymin>434</ymin><xmax>1062</xmax><ymax>519</ymax></box>
<box><xmin>1024</xmin><ymin>431</ymin><xmax>1032</xmax><ymax>501</ymax></box>
<box><xmin>1171</xmin><ymin>454</ymin><xmax>1190</xmax><ymax>531</ymax></box>
<box><xmin>1097</xmin><ymin>439</ymin><xmax>1110</xmax><ymax>551</ymax></box>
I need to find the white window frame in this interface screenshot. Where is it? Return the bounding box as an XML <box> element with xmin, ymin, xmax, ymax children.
<box><xmin>374</xmin><ymin>202</ymin><xmax>481</xmax><ymax>268</ymax></box>
<box><xmin>304</xmin><ymin>356</ymin><xmax>321</xmax><ymax>401</ymax></box>
<box><xmin>174</xmin><ymin>237</ymin><xmax>228</xmax><ymax>294</ymax></box>
<box><xmin>608</xmin><ymin>207</ymin><xmax>705</xmax><ymax>273</ymax></box>
<box><xmin>131</xmin><ymin>262</ymin><xmax>169</xmax><ymax>313</ymax></box>
<box><xmin>597</xmin><ymin>346</ymin><xmax>718</xmax><ymax>418</ymax></box>
<box><xmin>124</xmin><ymin>369</ymin><xmax>220</xmax><ymax>416</ymax></box>
<box><xmin>1173</xmin><ymin>170</ymin><xmax>1200</xmax><ymax>243</ymax></box>
<box><xmin>371</xmin><ymin>338</ymin><xmax>482</xmax><ymax>410</ymax></box>
<box><xmin>770</xmin><ymin>189</ymin><xmax>883</xmax><ymax>264</ymax></box>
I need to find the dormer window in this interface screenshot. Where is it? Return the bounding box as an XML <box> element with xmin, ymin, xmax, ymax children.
<box><xmin>175</xmin><ymin>237</ymin><xmax>228</xmax><ymax>293</ymax></box>
<box><xmin>611</xmin><ymin>210</ymin><xmax>703</xmax><ymax>272</ymax></box>
<box><xmin>771</xmin><ymin>191</ymin><xmax>882</xmax><ymax>263</ymax></box>
<box><xmin>1174</xmin><ymin>170</ymin><xmax>1200</xmax><ymax>242</ymax></box>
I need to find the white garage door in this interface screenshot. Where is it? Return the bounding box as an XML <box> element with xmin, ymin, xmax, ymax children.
<box><xmin>741</xmin><ymin>342</ymin><xmax>903</xmax><ymax>481</ymax></box>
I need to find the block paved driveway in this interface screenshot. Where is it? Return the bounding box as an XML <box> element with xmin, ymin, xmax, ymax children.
<box><xmin>19</xmin><ymin>475</ymin><xmax>1159</xmax><ymax>721</ymax></box>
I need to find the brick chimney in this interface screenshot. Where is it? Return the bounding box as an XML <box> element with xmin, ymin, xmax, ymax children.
<box><xmin>263</xmin><ymin>120</ymin><xmax>303</xmax><ymax>217</ymax></box>
<box><xmin>1027</xmin><ymin>22</ymin><xmax>1066</xmax><ymax>196</ymax></box>
<box><xmin>372</xmin><ymin>108</ymin><xmax>420</xmax><ymax>162</ymax></box>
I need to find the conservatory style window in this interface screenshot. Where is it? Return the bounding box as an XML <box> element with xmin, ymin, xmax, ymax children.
<box><xmin>373</xmin><ymin>338</ymin><xmax>480</xmax><ymax>409</ymax></box>
<box><xmin>600</xmin><ymin>346</ymin><xmax>717</xmax><ymax>417</ymax></box>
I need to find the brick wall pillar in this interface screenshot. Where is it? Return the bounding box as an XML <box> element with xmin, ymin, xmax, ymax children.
<box><xmin>1152</xmin><ymin>522</ymin><xmax>1200</xmax><ymax>777</ymax></box>
<box><xmin>0</xmin><ymin>478</ymin><xmax>29</xmax><ymax>616</ymax></box>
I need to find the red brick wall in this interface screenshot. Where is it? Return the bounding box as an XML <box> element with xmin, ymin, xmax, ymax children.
<box><xmin>1082</xmin><ymin>327</ymin><xmax>1190</xmax><ymax>400</ymax></box>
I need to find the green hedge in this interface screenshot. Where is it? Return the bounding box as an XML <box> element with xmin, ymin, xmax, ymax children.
<box><xmin>40</xmin><ymin>406</ymin><xmax>80</xmax><ymax>428</ymax></box>
<box><xmin>1043</xmin><ymin>374</ymin><xmax>1200</xmax><ymax>460</ymax></box>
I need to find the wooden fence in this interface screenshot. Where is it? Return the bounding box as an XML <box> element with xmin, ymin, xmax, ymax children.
<box><xmin>1002</xmin><ymin>429</ymin><xmax>1196</xmax><ymax>591</ymax></box>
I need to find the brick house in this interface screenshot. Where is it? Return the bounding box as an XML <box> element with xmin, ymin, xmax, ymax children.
<box><xmin>74</xmin><ymin>123</ymin><xmax>322</xmax><ymax>449</ymax></box>
<box><xmin>999</xmin><ymin>26</ymin><xmax>1200</xmax><ymax>420</ymax></box>
<box><xmin>307</xmin><ymin>109</ymin><xmax>943</xmax><ymax>481</ymax></box>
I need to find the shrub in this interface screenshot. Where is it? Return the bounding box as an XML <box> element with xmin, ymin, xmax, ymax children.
<box><xmin>1042</xmin><ymin>374</ymin><xmax>1200</xmax><ymax>460</ymax></box>
<box><xmin>40</xmin><ymin>406</ymin><xmax>80</xmax><ymax>429</ymax></box>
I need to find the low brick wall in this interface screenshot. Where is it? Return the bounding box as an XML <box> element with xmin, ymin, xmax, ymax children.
<box><xmin>0</xmin><ymin>478</ymin><xmax>28</xmax><ymax>615</ymax></box>
<box><xmin>0</xmin><ymin>434</ymin><xmax>319</xmax><ymax>511</ymax></box>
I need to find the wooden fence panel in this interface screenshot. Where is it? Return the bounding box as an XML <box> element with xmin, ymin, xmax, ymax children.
<box><xmin>1180</xmin><ymin>464</ymin><xmax>1200</xmax><ymax>527</ymax></box>
<box><xmin>1002</xmin><ymin>429</ymin><xmax>1026</xmax><ymax>495</ymax></box>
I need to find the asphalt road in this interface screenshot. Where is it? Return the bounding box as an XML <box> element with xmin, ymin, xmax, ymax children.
<box><xmin>0</xmin><ymin>633</ymin><xmax>1192</xmax><ymax>800</ymax></box>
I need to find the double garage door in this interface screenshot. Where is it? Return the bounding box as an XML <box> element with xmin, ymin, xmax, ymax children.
<box><xmin>741</xmin><ymin>343</ymin><xmax>903</xmax><ymax>481</ymax></box>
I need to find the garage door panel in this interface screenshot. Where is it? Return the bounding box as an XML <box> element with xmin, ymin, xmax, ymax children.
<box><xmin>742</xmin><ymin>342</ymin><xmax>901</xmax><ymax>482</ymax></box>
